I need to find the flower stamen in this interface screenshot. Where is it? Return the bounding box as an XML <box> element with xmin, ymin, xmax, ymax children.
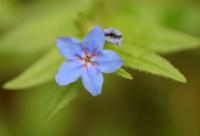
<box><xmin>79</xmin><ymin>52</ymin><xmax>96</xmax><ymax>67</ymax></box>
<box><xmin>85</xmin><ymin>56</ymin><xmax>92</xmax><ymax>63</ymax></box>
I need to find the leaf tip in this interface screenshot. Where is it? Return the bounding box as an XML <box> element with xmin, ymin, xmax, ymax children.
<box><xmin>172</xmin><ymin>70</ymin><xmax>187</xmax><ymax>83</ymax></box>
<box><xmin>3</xmin><ymin>81</ymin><xmax>18</xmax><ymax>90</ymax></box>
<box><xmin>115</xmin><ymin>68</ymin><xmax>133</xmax><ymax>80</ymax></box>
<box><xmin>3</xmin><ymin>77</ymin><xmax>28</xmax><ymax>90</ymax></box>
<box><xmin>178</xmin><ymin>75</ymin><xmax>187</xmax><ymax>83</ymax></box>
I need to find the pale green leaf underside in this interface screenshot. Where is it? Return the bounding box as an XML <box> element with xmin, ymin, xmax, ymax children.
<box><xmin>108</xmin><ymin>43</ymin><xmax>186</xmax><ymax>83</ymax></box>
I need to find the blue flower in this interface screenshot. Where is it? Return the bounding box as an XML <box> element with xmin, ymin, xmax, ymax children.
<box><xmin>55</xmin><ymin>26</ymin><xmax>123</xmax><ymax>96</ymax></box>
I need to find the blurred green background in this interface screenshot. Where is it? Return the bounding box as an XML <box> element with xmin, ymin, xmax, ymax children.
<box><xmin>0</xmin><ymin>0</ymin><xmax>200</xmax><ymax>136</ymax></box>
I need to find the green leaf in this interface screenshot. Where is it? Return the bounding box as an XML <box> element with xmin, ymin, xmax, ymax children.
<box><xmin>115</xmin><ymin>68</ymin><xmax>133</xmax><ymax>80</ymax></box>
<box><xmin>3</xmin><ymin>49</ymin><xmax>62</xmax><ymax>89</ymax></box>
<box><xmin>5</xmin><ymin>43</ymin><xmax>185</xmax><ymax>90</ymax></box>
<box><xmin>44</xmin><ymin>82</ymin><xmax>80</xmax><ymax>123</ymax></box>
<box><xmin>108</xmin><ymin>43</ymin><xmax>186</xmax><ymax>83</ymax></box>
<box><xmin>111</xmin><ymin>16</ymin><xmax>200</xmax><ymax>54</ymax></box>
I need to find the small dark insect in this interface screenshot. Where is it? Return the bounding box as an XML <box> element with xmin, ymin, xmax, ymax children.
<box><xmin>104</xmin><ymin>27</ymin><xmax>122</xmax><ymax>46</ymax></box>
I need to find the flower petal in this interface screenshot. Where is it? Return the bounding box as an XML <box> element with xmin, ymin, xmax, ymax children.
<box><xmin>83</xmin><ymin>26</ymin><xmax>105</xmax><ymax>53</ymax></box>
<box><xmin>81</xmin><ymin>65</ymin><xmax>103</xmax><ymax>96</ymax></box>
<box><xmin>56</xmin><ymin>37</ymin><xmax>82</xmax><ymax>59</ymax></box>
<box><xmin>55</xmin><ymin>60</ymin><xmax>82</xmax><ymax>86</ymax></box>
<box><xmin>95</xmin><ymin>50</ymin><xmax>123</xmax><ymax>73</ymax></box>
